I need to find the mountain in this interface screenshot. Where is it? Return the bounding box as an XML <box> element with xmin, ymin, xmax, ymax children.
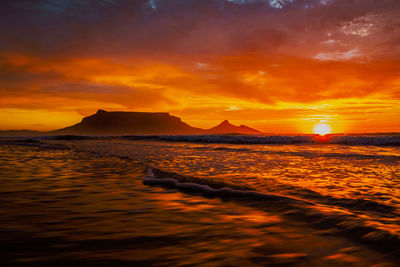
<box><xmin>0</xmin><ymin>110</ymin><xmax>263</xmax><ymax>136</ymax></box>
<box><xmin>205</xmin><ymin>120</ymin><xmax>261</xmax><ymax>134</ymax></box>
<box><xmin>52</xmin><ymin>110</ymin><xmax>203</xmax><ymax>135</ymax></box>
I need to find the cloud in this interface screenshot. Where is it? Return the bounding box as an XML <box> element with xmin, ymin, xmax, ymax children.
<box><xmin>226</xmin><ymin>0</ymin><xmax>296</xmax><ymax>9</ymax></box>
<box><xmin>0</xmin><ymin>0</ymin><xmax>399</xmax><ymax>131</ymax></box>
<box><xmin>1</xmin><ymin>0</ymin><xmax>399</xmax><ymax>59</ymax></box>
<box><xmin>314</xmin><ymin>49</ymin><xmax>361</xmax><ymax>61</ymax></box>
<box><xmin>340</xmin><ymin>14</ymin><xmax>377</xmax><ymax>37</ymax></box>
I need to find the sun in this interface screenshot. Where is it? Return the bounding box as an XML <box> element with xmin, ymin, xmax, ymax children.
<box><xmin>313</xmin><ymin>123</ymin><xmax>332</xmax><ymax>136</ymax></box>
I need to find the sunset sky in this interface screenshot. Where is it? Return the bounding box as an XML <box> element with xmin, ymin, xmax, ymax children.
<box><xmin>0</xmin><ymin>0</ymin><xmax>399</xmax><ymax>133</ymax></box>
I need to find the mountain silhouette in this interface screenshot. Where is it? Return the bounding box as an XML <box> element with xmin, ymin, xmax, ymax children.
<box><xmin>1</xmin><ymin>110</ymin><xmax>262</xmax><ymax>136</ymax></box>
<box><xmin>52</xmin><ymin>110</ymin><xmax>203</xmax><ymax>135</ymax></box>
<box><xmin>205</xmin><ymin>120</ymin><xmax>261</xmax><ymax>134</ymax></box>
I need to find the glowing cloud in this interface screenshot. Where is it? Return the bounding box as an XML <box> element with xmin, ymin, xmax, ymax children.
<box><xmin>314</xmin><ymin>49</ymin><xmax>361</xmax><ymax>61</ymax></box>
<box><xmin>0</xmin><ymin>0</ymin><xmax>399</xmax><ymax>133</ymax></box>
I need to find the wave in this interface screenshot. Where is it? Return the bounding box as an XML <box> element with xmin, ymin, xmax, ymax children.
<box><xmin>124</xmin><ymin>134</ymin><xmax>400</xmax><ymax>146</ymax></box>
<box><xmin>144</xmin><ymin>167</ymin><xmax>400</xmax><ymax>258</ymax></box>
<box><xmin>146</xmin><ymin>167</ymin><xmax>398</xmax><ymax>216</ymax></box>
<box><xmin>144</xmin><ymin>168</ymin><xmax>304</xmax><ymax>203</ymax></box>
<box><xmin>332</xmin><ymin>135</ymin><xmax>400</xmax><ymax>146</ymax></box>
<box><xmin>39</xmin><ymin>135</ymin><xmax>100</xmax><ymax>140</ymax></box>
<box><xmin>0</xmin><ymin>139</ymin><xmax>71</xmax><ymax>150</ymax></box>
<box><xmin>153</xmin><ymin>135</ymin><xmax>314</xmax><ymax>144</ymax></box>
<box><xmin>7</xmin><ymin>134</ymin><xmax>400</xmax><ymax>146</ymax></box>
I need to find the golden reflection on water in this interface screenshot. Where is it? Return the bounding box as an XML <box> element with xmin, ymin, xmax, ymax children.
<box><xmin>220</xmin><ymin>212</ymin><xmax>282</xmax><ymax>224</ymax></box>
<box><xmin>0</xmin><ymin>143</ymin><xmax>398</xmax><ymax>266</ymax></box>
<box><xmin>43</xmin><ymin>139</ymin><xmax>400</xmax><ymax>238</ymax></box>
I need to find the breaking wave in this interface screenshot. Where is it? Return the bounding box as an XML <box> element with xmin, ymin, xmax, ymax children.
<box><xmin>145</xmin><ymin>168</ymin><xmax>399</xmax><ymax>216</ymax></box>
<box><xmin>144</xmin><ymin>167</ymin><xmax>400</xmax><ymax>258</ymax></box>
<box><xmin>7</xmin><ymin>133</ymin><xmax>400</xmax><ymax>146</ymax></box>
<box><xmin>126</xmin><ymin>134</ymin><xmax>400</xmax><ymax>146</ymax></box>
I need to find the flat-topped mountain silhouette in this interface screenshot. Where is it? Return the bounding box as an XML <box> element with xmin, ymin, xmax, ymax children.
<box><xmin>1</xmin><ymin>110</ymin><xmax>262</xmax><ymax>136</ymax></box>
<box><xmin>53</xmin><ymin>110</ymin><xmax>202</xmax><ymax>135</ymax></box>
<box><xmin>205</xmin><ymin>120</ymin><xmax>261</xmax><ymax>134</ymax></box>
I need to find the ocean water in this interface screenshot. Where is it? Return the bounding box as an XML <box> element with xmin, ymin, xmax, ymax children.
<box><xmin>1</xmin><ymin>135</ymin><xmax>399</xmax><ymax>266</ymax></box>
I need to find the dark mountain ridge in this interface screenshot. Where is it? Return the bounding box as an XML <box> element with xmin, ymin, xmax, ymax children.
<box><xmin>1</xmin><ymin>110</ymin><xmax>262</xmax><ymax>136</ymax></box>
<box><xmin>205</xmin><ymin>120</ymin><xmax>261</xmax><ymax>135</ymax></box>
<box><xmin>52</xmin><ymin>109</ymin><xmax>203</xmax><ymax>135</ymax></box>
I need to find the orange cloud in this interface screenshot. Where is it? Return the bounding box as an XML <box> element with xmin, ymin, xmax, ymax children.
<box><xmin>0</xmin><ymin>1</ymin><xmax>399</xmax><ymax>133</ymax></box>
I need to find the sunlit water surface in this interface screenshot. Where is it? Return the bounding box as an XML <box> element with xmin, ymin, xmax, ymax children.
<box><xmin>0</xmin><ymin>140</ymin><xmax>399</xmax><ymax>266</ymax></box>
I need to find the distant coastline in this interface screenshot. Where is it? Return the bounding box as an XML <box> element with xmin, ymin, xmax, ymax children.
<box><xmin>0</xmin><ymin>109</ymin><xmax>261</xmax><ymax>136</ymax></box>
<box><xmin>1</xmin><ymin>109</ymin><xmax>399</xmax><ymax>137</ymax></box>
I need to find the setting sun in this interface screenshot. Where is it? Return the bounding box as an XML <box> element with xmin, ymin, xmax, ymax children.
<box><xmin>313</xmin><ymin>123</ymin><xmax>332</xmax><ymax>136</ymax></box>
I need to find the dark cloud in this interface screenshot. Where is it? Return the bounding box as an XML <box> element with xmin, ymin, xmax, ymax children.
<box><xmin>0</xmin><ymin>0</ymin><xmax>398</xmax><ymax>60</ymax></box>
<box><xmin>0</xmin><ymin>0</ymin><xmax>399</xmax><ymax>131</ymax></box>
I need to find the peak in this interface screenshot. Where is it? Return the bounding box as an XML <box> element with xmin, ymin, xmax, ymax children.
<box><xmin>220</xmin><ymin>120</ymin><xmax>231</xmax><ymax>125</ymax></box>
<box><xmin>96</xmin><ymin>109</ymin><xmax>107</xmax><ymax>115</ymax></box>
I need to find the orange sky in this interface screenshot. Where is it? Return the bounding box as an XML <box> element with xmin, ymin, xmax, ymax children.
<box><xmin>0</xmin><ymin>0</ymin><xmax>399</xmax><ymax>133</ymax></box>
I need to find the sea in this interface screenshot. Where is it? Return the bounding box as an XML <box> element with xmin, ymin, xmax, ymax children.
<box><xmin>0</xmin><ymin>134</ymin><xmax>399</xmax><ymax>266</ymax></box>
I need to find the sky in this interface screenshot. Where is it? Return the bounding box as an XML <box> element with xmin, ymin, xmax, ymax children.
<box><xmin>0</xmin><ymin>0</ymin><xmax>399</xmax><ymax>133</ymax></box>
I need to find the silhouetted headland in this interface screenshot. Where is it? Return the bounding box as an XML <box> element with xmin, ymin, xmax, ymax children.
<box><xmin>0</xmin><ymin>110</ymin><xmax>262</xmax><ymax>136</ymax></box>
<box><xmin>206</xmin><ymin>120</ymin><xmax>261</xmax><ymax>135</ymax></box>
<box><xmin>52</xmin><ymin>109</ymin><xmax>204</xmax><ymax>135</ymax></box>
